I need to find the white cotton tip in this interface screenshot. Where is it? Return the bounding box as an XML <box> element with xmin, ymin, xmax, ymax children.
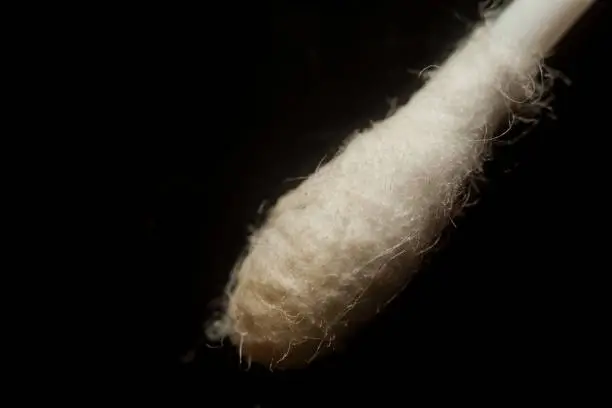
<box><xmin>207</xmin><ymin>0</ymin><xmax>595</xmax><ymax>369</ymax></box>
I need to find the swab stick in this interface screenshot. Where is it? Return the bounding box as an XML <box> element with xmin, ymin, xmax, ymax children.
<box><xmin>207</xmin><ymin>0</ymin><xmax>596</xmax><ymax>369</ymax></box>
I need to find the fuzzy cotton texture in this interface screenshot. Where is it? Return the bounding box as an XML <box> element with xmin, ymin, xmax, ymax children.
<box><xmin>206</xmin><ymin>0</ymin><xmax>594</xmax><ymax>369</ymax></box>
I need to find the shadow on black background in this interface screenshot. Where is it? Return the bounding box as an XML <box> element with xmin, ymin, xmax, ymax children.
<box><xmin>117</xmin><ymin>1</ymin><xmax>610</xmax><ymax>404</ymax></box>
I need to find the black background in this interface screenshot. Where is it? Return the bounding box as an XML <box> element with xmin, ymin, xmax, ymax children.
<box><xmin>109</xmin><ymin>0</ymin><xmax>611</xmax><ymax>404</ymax></box>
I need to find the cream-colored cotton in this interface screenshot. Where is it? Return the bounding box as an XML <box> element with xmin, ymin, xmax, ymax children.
<box><xmin>206</xmin><ymin>0</ymin><xmax>595</xmax><ymax>369</ymax></box>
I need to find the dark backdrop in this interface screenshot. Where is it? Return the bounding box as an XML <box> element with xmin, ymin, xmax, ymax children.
<box><xmin>116</xmin><ymin>1</ymin><xmax>610</xmax><ymax>404</ymax></box>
